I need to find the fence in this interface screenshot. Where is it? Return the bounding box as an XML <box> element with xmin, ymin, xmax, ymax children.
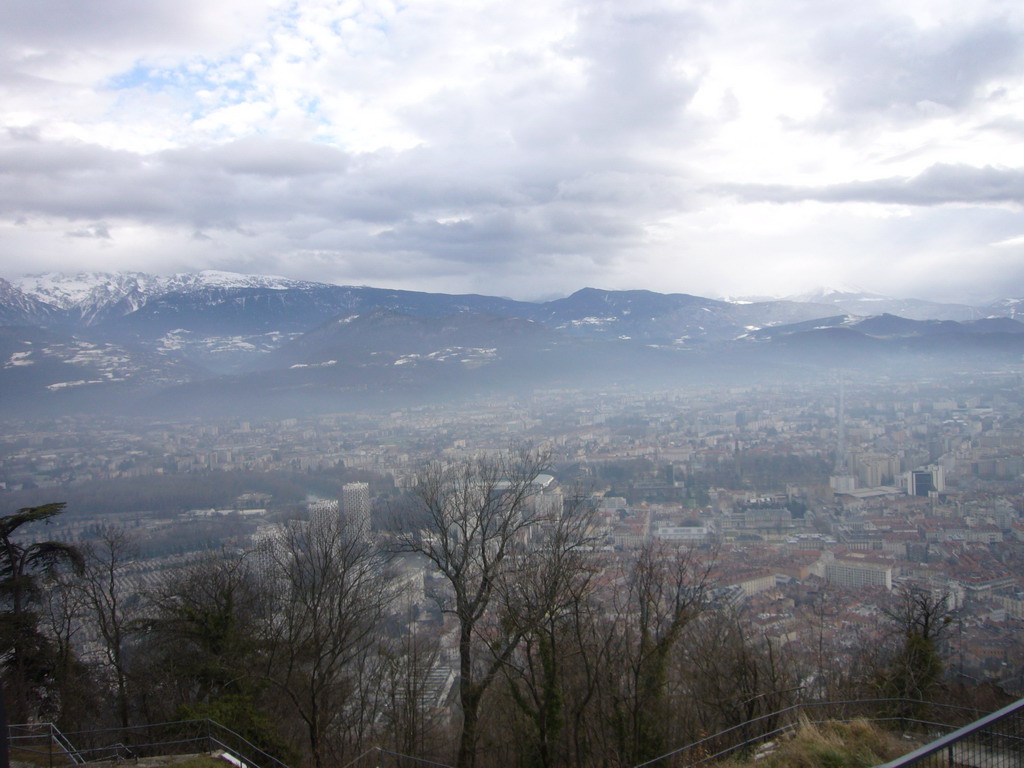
<box><xmin>9</xmin><ymin>698</ymin><xmax>1020</xmax><ymax>768</ymax></box>
<box><xmin>631</xmin><ymin>698</ymin><xmax>998</xmax><ymax>767</ymax></box>
<box><xmin>8</xmin><ymin>719</ymin><xmax>291</xmax><ymax>768</ymax></box>
<box><xmin>874</xmin><ymin>696</ymin><xmax>1024</xmax><ymax>768</ymax></box>
<box><xmin>8</xmin><ymin>723</ymin><xmax>84</xmax><ymax>767</ymax></box>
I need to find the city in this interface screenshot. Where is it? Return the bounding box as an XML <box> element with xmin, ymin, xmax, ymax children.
<box><xmin>5</xmin><ymin>370</ymin><xmax>1024</xmax><ymax>763</ymax></box>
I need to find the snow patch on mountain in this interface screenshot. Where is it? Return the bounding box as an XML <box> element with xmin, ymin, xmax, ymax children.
<box><xmin>47</xmin><ymin>380</ymin><xmax>103</xmax><ymax>390</ymax></box>
<box><xmin>166</xmin><ymin>270</ymin><xmax>324</xmax><ymax>292</ymax></box>
<box><xmin>16</xmin><ymin>271</ymin><xmax>163</xmax><ymax>312</ymax></box>
<box><xmin>12</xmin><ymin>270</ymin><xmax>331</xmax><ymax>325</ymax></box>
<box><xmin>5</xmin><ymin>351</ymin><xmax>33</xmax><ymax>367</ymax></box>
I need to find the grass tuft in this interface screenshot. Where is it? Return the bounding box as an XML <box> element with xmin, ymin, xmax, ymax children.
<box><xmin>717</xmin><ymin>718</ymin><xmax>915</xmax><ymax>768</ymax></box>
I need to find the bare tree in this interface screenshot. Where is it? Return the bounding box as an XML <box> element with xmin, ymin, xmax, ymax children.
<box><xmin>265</xmin><ymin>513</ymin><xmax>395</xmax><ymax>768</ymax></box>
<box><xmin>79</xmin><ymin>526</ymin><xmax>141</xmax><ymax>728</ymax></box>
<box><xmin>599</xmin><ymin>541</ymin><xmax>714</xmax><ymax>766</ymax></box>
<box><xmin>808</xmin><ymin>580</ymin><xmax>844</xmax><ymax>700</ymax></box>
<box><xmin>495</xmin><ymin>494</ymin><xmax>598</xmax><ymax>768</ymax></box>
<box><xmin>39</xmin><ymin>561</ymin><xmax>95</xmax><ymax>729</ymax></box>
<box><xmin>379</xmin><ymin>621</ymin><xmax>448</xmax><ymax>765</ymax></box>
<box><xmin>397</xmin><ymin>447</ymin><xmax>554</xmax><ymax>768</ymax></box>
<box><xmin>679</xmin><ymin>605</ymin><xmax>800</xmax><ymax>743</ymax></box>
<box><xmin>874</xmin><ymin>583</ymin><xmax>952</xmax><ymax>710</ymax></box>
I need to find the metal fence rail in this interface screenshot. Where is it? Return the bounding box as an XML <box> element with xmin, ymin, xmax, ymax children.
<box><xmin>10</xmin><ymin>698</ymin><xmax>1020</xmax><ymax>768</ymax></box>
<box><xmin>8</xmin><ymin>718</ymin><xmax>291</xmax><ymax>768</ymax></box>
<box><xmin>874</xmin><ymin>696</ymin><xmax>1024</xmax><ymax>768</ymax></box>
<box><xmin>630</xmin><ymin>698</ymin><xmax>996</xmax><ymax>767</ymax></box>
<box><xmin>9</xmin><ymin>722</ymin><xmax>88</xmax><ymax>767</ymax></box>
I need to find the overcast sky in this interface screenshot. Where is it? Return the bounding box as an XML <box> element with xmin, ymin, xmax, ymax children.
<box><xmin>3</xmin><ymin>0</ymin><xmax>1024</xmax><ymax>302</ymax></box>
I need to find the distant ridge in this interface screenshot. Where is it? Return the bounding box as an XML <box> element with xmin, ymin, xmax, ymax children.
<box><xmin>2</xmin><ymin>270</ymin><xmax>1024</xmax><ymax>418</ymax></box>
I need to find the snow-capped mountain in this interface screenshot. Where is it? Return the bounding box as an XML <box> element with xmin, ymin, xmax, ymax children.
<box><xmin>15</xmin><ymin>271</ymin><xmax>167</xmax><ymax>325</ymax></box>
<box><xmin>4</xmin><ymin>268</ymin><xmax>1024</xmax><ymax>419</ymax></box>
<box><xmin>984</xmin><ymin>297</ymin><xmax>1024</xmax><ymax>320</ymax></box>
<box><xmin>13</xmin><ymin>270</ymin><xmax>326</xmax><ymax>325</ymax></box>
<box><xmin>164</xmin><ymin>270</ymin><xmax>324</xmax><ymax>292</ymax></box>
<box><xmin>0</xmin><ymin>278</ymin><xmax>61</xmax><ymax>325</ymax></box>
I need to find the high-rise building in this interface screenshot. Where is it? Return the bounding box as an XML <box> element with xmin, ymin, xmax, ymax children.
<box><xmin>342</xmin><ymin>481</ymin><xmax>371</xmax><ymax>539</ymax></box>
<box><xmin>250</xmin><ymin>526</ymin><xmax>285</xmax><ymax>586</ymax></box>
<box><xmin>829</xmin><ymin>378</ymin><xmax>857</xmax><ymax>493</ymax></box>
<box><xmin>907</xmin><ymin>466</ymin><xmax>945</xmax><ymax>497</ymax></box>
<box><xmin>850</xmin><ymin>451</ymin><xmax>900</xmax><ymax>488</ymax></box>
<box><xmin>308</xmin><ymin>499</ymin><xmax>339</xmax><ymax>529</ymax></box>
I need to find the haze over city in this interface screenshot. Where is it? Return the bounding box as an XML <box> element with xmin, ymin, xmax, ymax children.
<box><xmin>4</xmin><ymin>0</ymin><xmax>1024</xmax><ymax>301</ymax></box>
<box><xmin>6</xmin><ymin>3</ymin><xmax>1024</xmax><ymax>768</ymax></box>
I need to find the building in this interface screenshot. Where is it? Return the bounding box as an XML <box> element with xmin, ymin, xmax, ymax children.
<box><xmin>653</xmin><ymin>524</ymin><xmax>710</xmax><ymax>543</ymax></box>
<box><xmin>822</xmin><ymin>551</ymin><xmax>893</xmax><ymax>590</ymax></box>
<box><xmin>830</xmin><ymin>473</ymin><xmax>857</xmax><ymax>493</ymax></box>
<box><xmin>850</xmin><ymin>451</ymin><xmax>900</xmax><ymax>488</ymax></box>
<box><xmin>342</xmin><ymin>481</ymin><xmax>372</xmax><ymax>539</ymax></box>
<box><xmin>308</xmin><ymin>499</ymin><xmax>339</xmax><ymax>529</ymax></box>
<box><xmin>907</xmin><ymin>466</ymin><xmax>945</xmax><ymax>497</ymax></box>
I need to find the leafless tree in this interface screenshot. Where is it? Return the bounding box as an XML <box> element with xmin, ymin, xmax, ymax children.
<box><xmin>39</xmin><ymin>563</ymin><xmax>94</xmax><ymax>728</ymax></box>
<box><xmin>79</xmin><ymin>526</ymin><xmax>141</xmax><ymax>728</ymax></box>
<box><xmin>265</xmin><ymin>513</ymin><xmax>395</xmax><ymax>768</ymax></box>
<box><xmin>678</xmin><ymin>604</ymin><xmax>800</xmax><ymax>743</ymax></box>
<box><xmin>379</xmin><ymin>621</ymin><xmax>449</xmax><ymax>766</ymax></box>
<box><xmin>808</xmin><ymin>579</ymin><xmax>845</xmax><ymax>700</ymax></box>
<box><xmin>883</xmin><ymin>583</ymin><xmax>953</xmax><ymax>648</ymax></box>
<box><xmin>598</xmin><ymin>541</ymin><xmax>714</xmax><ymax>766</ymax></box>
<box><xmin>874</xmin><ymin>583</ymin><xmax>952</xmax><ymax>709</ymax></box>
<box><xmin>397</xmin><ymin>446</ymin><xmax>556</xmax><ymax>768</ymax></box>
<box><xmin>494</xmin><ymin>493</ymin><xmax>599</xmax><ymax>768</ymax></box>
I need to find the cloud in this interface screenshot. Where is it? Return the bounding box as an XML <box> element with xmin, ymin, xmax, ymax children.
<box><xmin>65</xmin><ymin>223</ymin><xmax>111</xmax><ymax>239</ymax></box>
<box><xmin>4</xmin><ymin>0</ymin><xmax>1024</xmax><ymax>302</ymax></box>
<box><xmin>0</xmin><ymin>125</ymin><xmax>684</xmax><ymax>292</ymax></box>
<box><xmin>811</xmin><ymin>15</ymin><xmax>1024</xmax><ymax>124</ymax></box>
<box><xmin>565</xmin><ymin>4</ymin><xmax>706</xmax><ymax>143</ymax></box>
<box><xmin>0</xmin><ymin>0</ymin><xmax>278</xmax><ymax>56</ymax></box>
<box><xmin>716</xmin><ymin>164</ymin><xmax>1024</xmax><ymax>207</ymax></box>
<box><xmin>164</xmin><ymin>137</ymin><xmax>350</xmax><ymax>177</ymax></box>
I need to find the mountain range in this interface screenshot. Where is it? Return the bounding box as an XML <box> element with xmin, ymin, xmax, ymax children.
<box><xmin>2</xmin><ymin>270</ymin><xmax>1023</xmax><ymax>418</ymax></box>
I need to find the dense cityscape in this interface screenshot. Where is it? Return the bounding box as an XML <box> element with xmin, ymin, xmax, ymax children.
<box><xmin>4</xmin><ymin>368</ymin><xmax>1024</xmax><ymax>766</ymax></box>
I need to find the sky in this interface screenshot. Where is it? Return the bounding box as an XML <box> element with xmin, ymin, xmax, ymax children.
<box><xmin>3</xmin><ymin>0</ymin><xmax>1024</xmax><ymax>302</ymax></box>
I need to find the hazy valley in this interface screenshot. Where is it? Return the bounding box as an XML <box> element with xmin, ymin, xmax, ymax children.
<box><xmin>4</xmin><ymin>270</ymin><xmax>1024</xmax><ymax>419</ymax></box>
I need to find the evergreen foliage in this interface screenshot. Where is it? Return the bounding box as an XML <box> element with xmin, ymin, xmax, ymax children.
<box><xmin>0</xmin><ymin>503</ymin><xmax>84</xmax><ymax>722</ymax></box>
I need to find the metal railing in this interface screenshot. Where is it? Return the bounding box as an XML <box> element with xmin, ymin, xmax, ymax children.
<box><xmin>630</xmin><ymin>698</ymin><xmax>995</xmax><ymax>767</ymax></box>
<box><xmin>8</xmin><ymin>722</ymin><xmax>85</xmax><ymax>767</ymax></box>
<box><xmin>874</xmin><ymin>696</ymin><xmax>1024</xmax><ymax>768</ymax></box>
<box><xmin>11</xmin><ymin>698</ymin><xmax>1020</xmax><ymax>768</ymax></box>
<box><xmin>8</xmin><ymin>718</ymin><xmax>291</xmax><ymax>768</ymax></box>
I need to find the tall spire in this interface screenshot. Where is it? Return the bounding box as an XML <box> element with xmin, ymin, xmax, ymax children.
<box><xmin>835</xmin><ymin>375</ymin><xmax>847</xmax><ymax>474</ymax></box>
<box><xmin>829</xmin><ymin>374</ymin><xmax>856</xmax><ymax>494</ymax></box>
